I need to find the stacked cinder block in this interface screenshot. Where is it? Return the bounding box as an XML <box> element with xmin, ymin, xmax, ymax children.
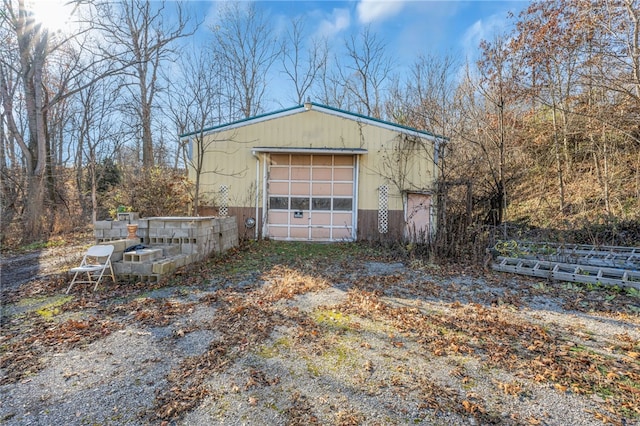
<box><xmin>93</xmin><ymin>215</ymin><xmax>239</xmax><ymax>283</ymax></box>
<box><xmin>98</xmin><ymin>238</ymin><xmax>141</xmax><ymax>262</ymax></box>
<box><xmin>218</xmin><ymin>216</ymin><xmax>239</xmax><ymax>252</ymax></box>
<box><xmin>94</xmin><ymin>220</ymin><xmax>142</xmax><ymax>243</ymax></box>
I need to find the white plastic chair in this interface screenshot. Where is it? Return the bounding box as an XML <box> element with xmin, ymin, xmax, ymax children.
<box><xmin>66</xmin><ymin>245</ymin><xmax>117</xmax><ymax>294</ymax></box>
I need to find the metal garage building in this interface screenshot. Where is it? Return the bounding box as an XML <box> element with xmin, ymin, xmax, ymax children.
<box><xmin>181</xmin><ymin>102</ymin><xmax>446</xmax><ymax>242</ymax></box>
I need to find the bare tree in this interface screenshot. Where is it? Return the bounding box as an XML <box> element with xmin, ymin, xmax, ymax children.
<box><xmin>96</xmin><ymin>0</ymin><xmax>194</xmax><ymax>168</ymax></box>
<box><xmin>280</xmin><ymin>17</ymin><xmax>327</xmax><ymax>105</ymax></box>
<box><xmin>71</xmin><ymin>73</ymin><xmax>123</xmax><ymax>222</ymax></box>
<box><xmin>164</xmin><ymin>49</ymin><xmax>224</xmax><ymax>214</ymax></box>
<box><xmin>0</xmin><ymin>0</ymin><xmax>144</xmax><ymax>242</ymax></box>
<box><xmin>341</xmin><ymin>26</ymin><xmax>393</xmax><ymax>118</ymax></box>
<box><xmin>468</xmin><ymin>34</ymin><xmax>523</xmax><ymax>228</ymax></box>
<box><xmin>210</xmin><ymin>2</ymin><xmax>280</xmax><ymax>119</ymax></box>
<box><xmin>315</xmin><ymin>53</ymin><xmax>348</xmax><ymax>109</ymax></box>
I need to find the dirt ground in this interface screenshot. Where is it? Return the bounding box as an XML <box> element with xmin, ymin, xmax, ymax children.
<box><xmin>1</xmin><ymin>241</ymin><xmax>639</xmax><ymax>425</ymax></box>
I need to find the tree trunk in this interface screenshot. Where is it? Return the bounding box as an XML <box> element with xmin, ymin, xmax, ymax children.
<box><xmin>140</xmin><ymin>82</ymin><xmax>154</xmax><ymax>167</ymax></box>
<box><xmin>24</xmin><ymin>173</ymin><xmax>48</xmax><ymax>240</ymax></box>
<box><xmin>551</xmin><ymin>101</ymin><xmax>566</xmax><ymax>213</ymax></box>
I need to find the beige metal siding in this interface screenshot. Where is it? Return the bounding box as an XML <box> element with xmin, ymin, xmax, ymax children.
<box><xmin>187</xmin><ymin>107</ymin><xmax>438</xmax><ymax>241</ymax></box>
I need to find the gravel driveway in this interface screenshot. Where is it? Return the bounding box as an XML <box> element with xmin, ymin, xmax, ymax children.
<box><xmin>1</xmin><ymin>242</ymin><xmax>639</xmax><ymax>425</ymax></box>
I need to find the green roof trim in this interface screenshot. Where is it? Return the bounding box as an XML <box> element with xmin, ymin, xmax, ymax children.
<box><xmin>179</xmin><ymin>102</ymin><xmax>448</xmax><ymax>141</ymax></box>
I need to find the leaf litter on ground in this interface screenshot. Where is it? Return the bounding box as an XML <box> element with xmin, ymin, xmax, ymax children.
<box><xmin>1</xmin><ymin>240</ymin><xmax>639</xmax><ymax>425</ymax></box>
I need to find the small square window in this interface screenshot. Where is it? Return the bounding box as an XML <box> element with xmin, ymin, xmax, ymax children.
<box><xmin>312</xmin><ymin>198</ymin><xmax>331</xmax><ymax>210</ymax></box>
<box><xmin>269</xmin><ymin>197</ymin><xmax>288</xmax><ymax>210</ymax></box>
<box><xmin>291</xmin><ymin>197</ymin><xmax>309</xmax><ymax>210</ymax></box>
<box><xmin>334</xmin><ymin>198</ymin><xmax>352</xmax><ymax>211</ymax></box>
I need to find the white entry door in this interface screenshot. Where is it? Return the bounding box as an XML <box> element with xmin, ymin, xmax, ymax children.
<box><xmin>267</xmin><ymin>154</ymin><xmax>355</xmax><ymax>241</ymax></box>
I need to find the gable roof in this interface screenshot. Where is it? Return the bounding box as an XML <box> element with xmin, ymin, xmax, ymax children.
<box><xmin>179</xmin><ymin>102</ymin><xmax>448</xmax><ymax>142</ymax></box>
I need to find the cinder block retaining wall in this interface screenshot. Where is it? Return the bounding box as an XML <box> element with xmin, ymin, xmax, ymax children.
<box><xmin>94</xmin><ymin>216</ymin><xmax>239</xmax><ymax>282</ymax></box>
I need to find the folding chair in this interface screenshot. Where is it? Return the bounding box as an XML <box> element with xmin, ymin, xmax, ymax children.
<box><xmin>66</xmin><ymin>244</ymin><xmax>117</xmax><ymax>294</ymax></box>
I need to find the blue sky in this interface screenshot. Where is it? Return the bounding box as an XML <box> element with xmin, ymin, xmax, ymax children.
<box><xmin>196</xmin><ymin>0</ymin><xmax>528</xmax><ymax>65</ymax></box>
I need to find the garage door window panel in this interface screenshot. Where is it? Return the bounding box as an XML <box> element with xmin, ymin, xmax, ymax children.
<box><xmin>269</xmin><ymin>227</ymin><xmax>289</xmax><ymax>238</ymax></box>
<box><xmin>290</xmin><ymin>227</ymin><xmax>308</xmax><ymax>238</ymax></box>
<box><xmin>312</xmin><ymin>198</ymin><xmax>331</xmax><ymax>210</ymax></box>
<box><xmin>333</xmin><ymin>198</ymin><xmax>352</xmax><ymax>211</ymax></box>
<box><xmin>334</xmin><ymin>156</ymin><xmax>353</xmax><ymax>166</ymax></box>
<box><xmin>269</xmin><ymin>196</ymin><xmax>289</xmax><ymax>210</ymax></box>
<box><xmin>291</xmin><ymin>197</ymin><xmax>309</xmax><ymax>210</ymax></box>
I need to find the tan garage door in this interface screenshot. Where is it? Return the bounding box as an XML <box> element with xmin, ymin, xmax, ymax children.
<box><xmin>267</xmin><ymin>154</ymin><xmax>355</xmax><ymax>241</ymax></box>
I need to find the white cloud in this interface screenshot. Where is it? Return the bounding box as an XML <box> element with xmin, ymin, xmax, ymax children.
<box><xmin>316</xmin><ymin>8</ymin><xmax>351</xmax><ymax>38</ymax></box>
<box><xmin>357</xmin><ymin>0</ymin><xmax>405</xmax><ymax>24</ymax></box>
<box><xmin>461</xmin><ymin>13</ymin><xmax>509</xmax><ymax>60</ymax></box>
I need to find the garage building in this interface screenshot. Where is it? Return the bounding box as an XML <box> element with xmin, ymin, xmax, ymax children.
<box><xmin>181</xmin><ymin>102</ymin><xmax>446</xmax><ymax>242</ymax></box>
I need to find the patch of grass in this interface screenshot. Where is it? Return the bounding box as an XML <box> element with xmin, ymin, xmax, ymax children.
<box><xmin>207</xmin><ymin>240</ymin><xmax>389</xmax><ymax>276</ymax></box>
<box><xmin>255</xmin><ymin>337</ymin><xmax>291</xmax><ymax>359</ymax></box>
<box><xmin>20</xmin><ymin>239</ymin><xmax>67</xmax><ymax>252</ymax></box>
<box><xmin>15</xmin><ymin>296</ymin><xmax>49</xmax><ymax>308</ymax></box>
<box><xmin>568</xmin><ymin>344</ymin><xmax>587</xmax><ymax>353</ymax></box>
<box><xmin>34</xmin><ymin>295</ymin><xmax>73</xmax><ymax>320</ymax></box>
<box><xmin>304</xmin><ymin>356</ymin><xmax>321</xmax><ymax>377</ymax></box>
<box><xmin>324</xmin><ymin>343</ymin><xmax>355</xmax><ymax>369</ymax></box>
<box><xmin>313</xmin><ymin>309</ymin><xmax>352</xmax><ymax>332</ymax></box>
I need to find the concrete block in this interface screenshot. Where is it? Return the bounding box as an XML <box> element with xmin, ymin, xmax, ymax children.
<box><xmin>155</xmin><ymin>245</ymin><xmax>180</xmax><ymax>257</ymax></box>
<box><xmin>105</xmin><ymin>229</ymin><xmax>123</xmax><ymax>238</ymax></box>
<box><xmin>114</xmin><ymin>262</ymin><xmax>133</xmax><ymax>274</ymax></box>
<box><xmin>180</xmin><ymin>244</ymin><xmax>196</xmax><ymax>255</ymax></box>
<box><xmin>152</xmin><ymin>259</ymin><xmax>176</xmax><ymax>275</ymax></box>
<box><xmin>94</xmin><ymin>221</ymin><xmax>113</xmax><ymax>230</ymax></box>
<box><xmin>111</xmin><ymin>251</ymin><xmax>124</xmax><ymax>262</ymax></box>
<box><xmin>117</xmin><ymin>212</ymin><xmax>139</xmax><ymax>222</ymax></box>
<box><xmin>148</xmin><ymin>220</ymin><xmax>165</xmax><ymax>229</ymax></box>
<box><xmin>123</xmin><ymin>248</ymin><xmax>162</xmax><ymax>263</ymax></box>
<box><xmin>137</xmin><ymin>219</ymin><xmax>149</xmax><ymax>229</ymax></box>
<box><xmin>157</xmin><ymin>228</ymin><xmax>177</xmax><ymax>238</ymax></box>
<box><xmin>130</xmin><ymin>263</ymin><xmax>153</xmax><ymax>275</ymax></box>
<box><xmin>163</xmin><ymin>221</ymin><xmax>184</xmax><ymax>229</ymax></box>
<box><xmin>175</xmin><ymin>255</ymin><xmax>187</xmax><ymax>268</ymax></box>
<box><xmin>102</xmin><ymin>238</ymin><xmax>139</xmax><ymax>253</ymax></box>
<box><xmin>167</xmin><ymin>229</ymin><xmax>190</xmax><ymax>238</ymax></box>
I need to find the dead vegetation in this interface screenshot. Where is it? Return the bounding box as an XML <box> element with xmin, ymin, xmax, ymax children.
<box><xmin>1</xmin><ymin>241</ymin><xmax>639</xmax><ymax>425</ymax></box>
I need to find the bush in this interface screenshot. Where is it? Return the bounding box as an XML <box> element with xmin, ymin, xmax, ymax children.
<box><xmin>104</xmin><ymin>167</ymin><xmax>193</xmax><ymax>218</ymax></box>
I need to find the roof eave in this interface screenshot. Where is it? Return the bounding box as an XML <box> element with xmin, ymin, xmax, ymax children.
<box><xmin>179</xmin><ymin>102</ymin><xmax>449</xmax><ymax>142</ymax></box>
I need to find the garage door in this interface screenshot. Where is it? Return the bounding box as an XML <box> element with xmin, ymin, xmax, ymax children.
<box><xmin>267</xmin><ymin>154</ymin><xmax>355</xmax><ymax>241</ymax></box>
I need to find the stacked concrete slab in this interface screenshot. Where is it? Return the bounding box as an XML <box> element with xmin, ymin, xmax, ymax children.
<box><xmin>94</xmin><ymin>215</ymin><xmax>239</xmax><ymax>282</ymax></box>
